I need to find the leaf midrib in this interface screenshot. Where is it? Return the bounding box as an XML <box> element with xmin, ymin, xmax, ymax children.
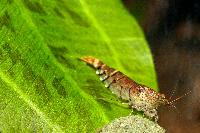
<box><xmin>79</xmin><ymin>0</ymin><xmax>123</xmax><ymax>69</ymax></box>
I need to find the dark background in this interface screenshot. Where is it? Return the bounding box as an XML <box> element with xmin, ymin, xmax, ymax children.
<box><xmin>123</xmin><ymin>0</ymin><xmax>200</xmax><ymax>133</ymax></box>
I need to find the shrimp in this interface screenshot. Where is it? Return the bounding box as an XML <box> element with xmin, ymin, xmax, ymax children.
<box><xmin>80</xmin><ymin>56</ymin><xmax>184</xmax><ymax>122</ymax></box>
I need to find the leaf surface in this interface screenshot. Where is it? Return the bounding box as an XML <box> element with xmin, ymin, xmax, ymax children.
<box><xmin>0</xmin><ymin>0</ymin><xmax>157</xmax><ymax>132</ymax></box>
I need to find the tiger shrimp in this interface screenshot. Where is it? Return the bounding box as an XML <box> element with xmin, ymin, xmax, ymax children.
<box><xmin>80</xmin><ymin>56</ymin><xmax>188</xmax><ymax>122</ymax></box>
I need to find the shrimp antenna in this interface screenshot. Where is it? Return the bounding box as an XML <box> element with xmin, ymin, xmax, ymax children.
<box><xmin>169</xmin><ymin>90</ymin><xmax>192</xmax><ymax>104</ymax></box>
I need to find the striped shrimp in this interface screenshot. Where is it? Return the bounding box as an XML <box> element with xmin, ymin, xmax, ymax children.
<box><xmin>80</xmin><ymin>57</ymin><xmax>188</xmax><ymax>122</ymax></box>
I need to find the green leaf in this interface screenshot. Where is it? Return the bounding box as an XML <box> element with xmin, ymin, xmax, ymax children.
<box><xmin>0</xmin><ymin>0</ymin><xmax>158</xmax><ymax>132</ymax></box>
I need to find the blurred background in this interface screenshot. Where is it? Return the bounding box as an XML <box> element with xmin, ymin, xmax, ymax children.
<box><xmin>123</xmin><ymin>0</ymin><xmax>200</xmax><ymax>133</ymax></box>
